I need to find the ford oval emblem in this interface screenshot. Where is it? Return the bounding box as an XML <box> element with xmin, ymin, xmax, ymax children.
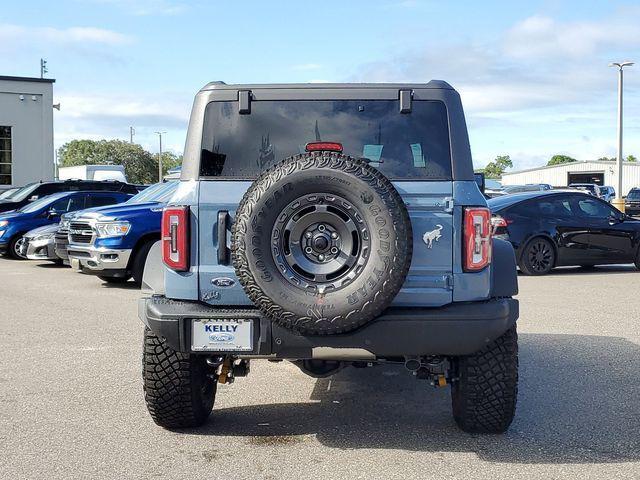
<box><xmin>210</xmin><ymin>333</ymin><xmax>234</xmax><ymax>342</ymax></box>
<box><xmin>211</xmin><ymin>277</ymin><xmax>235</xmax><ymax>288</ymax></box>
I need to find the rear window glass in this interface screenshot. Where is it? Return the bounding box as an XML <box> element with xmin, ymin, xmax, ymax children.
<box><xmin>200</xmin><ymin>100</ymin><xmax>452</xmax><ymax>180</ymax></box>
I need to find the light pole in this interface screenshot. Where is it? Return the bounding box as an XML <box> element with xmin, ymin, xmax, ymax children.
<box><xmin>129</xmin><ymin>126</ymin><xmax>135</xmax><ymax>144</ymax></box>
<box><xmin>155</xmin><ymin>131</ymin><xmax>166</xmax><ymax>182</ymax></box>
<box><xmin>609</xmin><ymin>61</ymin><xmax>634</xmax><ymax>212</ymax></box>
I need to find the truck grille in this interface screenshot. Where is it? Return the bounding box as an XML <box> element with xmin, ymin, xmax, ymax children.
<box><xmin>69</xmin><ymin>222</ymin><xmax>94</xmax><ymax>244</ymax></box>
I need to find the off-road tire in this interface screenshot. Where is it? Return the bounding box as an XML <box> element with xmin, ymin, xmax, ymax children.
<box><xmin>97</xmin><ymin>275</ymin><xmax>130</xmax><ymax>284</ymax></box>
<box><xmin>451</xmin><ymin>325</ymin><xmax>518</xmax><ymax>434</ymax></box>
<box><xmin>232</xmin><ymin>151</ymin><xmax>412</xmax><ymax>335</ymax></box>
<box><xmin>518</xmin><ymin>237</ymin><xmax>555</xmax><ymax>276</ymax></box>
<box><xmin>142</xmin><ymin>327</ymin><xmax>216</xmax><ymax>429</ymax></box>
<box><xmin>131</xmin><ymin>240</ymin><xmax>155</xmax><ymax>286</ymax></box>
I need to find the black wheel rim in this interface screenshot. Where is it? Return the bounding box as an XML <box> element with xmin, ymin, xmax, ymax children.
<box><xmin>528</xmin><ymin>240</ymin><xmax>553</xmax><ymax>272</ymax></box>
<box><xmin>272</xmin><ymin>193</ymin><xmax>370</xmax><ymax>293</ymax></box>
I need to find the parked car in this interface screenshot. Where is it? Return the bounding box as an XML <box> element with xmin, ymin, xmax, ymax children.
<box><xmin>489</xmin><ymin>190</ymin><xmax>640</xmax><ymax>275</ymax></box>
<box><xmin>138</xmin><ymin>81</ymin><xmax>519</xmax><ymax>434</ymax></box>
<box><xmin>0</xmin><ymin>179</ymin><xmax>140</xmax><ymax>213</ymax></box>
<box><xmin>0</xmin><ymin>190</ymin><xmax>132</xmax><ymax>259</ymax></box>
<box><xmin>568</xmin><ymin>183</ymin><xmax>601</xmax><ymax>197</ymax></box>
<box><xmin>53</xmin><ymin>212</ymin><xmax>79</xmax><ymax>265</ymax></box>
<box><xmin>68</xmin><ymin>181</ymin><xmax>178</xmax><ymax>285</ymax></box>
<box><xmin>599</xmin><ymin>186</ymin><xmax>616</xmax><ymax>202</ymax></box>
<box><xmin>22</xmin><ymin>223</ymin><xmax>62</xmax><ymax>263</ymax></box>
<box><xmin>625</xmin><ymin>188</ymin><xmax>640</xmax><ymax>216</ymax></box>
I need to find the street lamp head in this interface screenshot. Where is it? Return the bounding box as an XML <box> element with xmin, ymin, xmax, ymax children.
<box><xmin>609</xmin><ymin>61</ymin><xmax>634</xmax><ymax>69</ymax></box>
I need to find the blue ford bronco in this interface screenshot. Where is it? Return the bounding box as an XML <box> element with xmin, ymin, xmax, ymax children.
<box><xmin>139</xmin><ymin>82</ymin><xmax>520</xmax><ymax>433</ymax></box>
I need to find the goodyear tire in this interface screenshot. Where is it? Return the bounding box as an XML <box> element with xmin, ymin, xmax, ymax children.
<box><xmin>232</xmin><ymin>151</ymin><xmax>412</xmax><ymax>335</ymax></box>
<box><xmin>451</xmin><ymin>325</ymin><xmax>518</xmax><ymax>433</ymax></box>
<box><xmin>142</xmin><ymin>327</ymin><xmax>216</xmax><ymax>429</ymax></box>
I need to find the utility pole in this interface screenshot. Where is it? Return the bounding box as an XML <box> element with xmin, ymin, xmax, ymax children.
<box><xmin>609</xmin><ymin>61</ymin><xmax>634</xmax><ymax>212</ymax></box>
<box><xmin>40</xmin><ymin>58</ymin><xmax>48</xmax><ymax>79</ymax></box>
<box><xmin>155</xmin><ymin>131</ymin><xmax>166</xmax><ymax>182</ymax></box>
<box><xmin>129</xmin><ymin>126</ymin><xmax>135</xmax><ymax>144</ymax></box>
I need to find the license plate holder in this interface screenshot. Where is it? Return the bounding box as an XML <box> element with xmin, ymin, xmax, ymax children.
<box><xmin>191</xmin><ymin>318</ymin><xmax>253</xmax><ymax>352</ymax></box>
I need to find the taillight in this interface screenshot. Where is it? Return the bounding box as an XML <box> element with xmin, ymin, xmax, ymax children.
<box><xmin>162</xmin><ymin>206</ymin><xmax>189</xmax><ymax>271</ymax></box>
<box><xmin>464</xmin><ymin>207</ymin><xmax>492</xmax><ymax>272</ymax></box>
<box><xmin>305</xmin><ymin>142</ymin><xmax>343</xmax><ymax>153</ymax></box>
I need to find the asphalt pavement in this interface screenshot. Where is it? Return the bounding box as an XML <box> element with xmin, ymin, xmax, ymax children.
<box><xmin>1</xmin><ymin>258</ymin><xmax>639</xmax><ymax>479</ymax></box>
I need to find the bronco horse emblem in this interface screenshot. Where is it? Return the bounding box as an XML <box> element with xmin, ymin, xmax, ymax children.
<box><xmin>423</xmin><ymin>224</ymin><xmax>443</xmax><ymax>248</ymax></box>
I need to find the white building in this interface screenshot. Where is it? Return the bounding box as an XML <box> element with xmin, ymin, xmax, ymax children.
<box><xmin>501</xmin><ymin>160</ymin><xmax>640</xmax><ymax>196</ymax></box>
<box><xmin>0</xmin><ymin>75</ymin><xmax>55</xmax><ymax>191</ymax></box>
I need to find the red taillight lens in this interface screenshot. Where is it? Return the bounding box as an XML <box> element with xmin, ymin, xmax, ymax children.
<box><xmin>162</xmin><ymin>206</ymin><xmax>189</xmax><ymax>271</ymax></box>
<box><xmin>464</xmin><ymin>207</ymin><xmax>492</xmax><ymax>272</ymax></box>
<box><xmin>305</xmin><ymin>142</ymin><xmax>343</xmax><ymax>153</ymax></box>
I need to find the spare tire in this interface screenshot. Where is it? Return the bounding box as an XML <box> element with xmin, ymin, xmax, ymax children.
<box><xmin>232</xmin><ymin>151</ymin><xmax>412</xmax><ymax>335</ymax></box>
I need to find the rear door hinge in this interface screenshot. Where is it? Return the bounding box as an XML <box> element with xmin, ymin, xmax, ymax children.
<box><xmin>444</xmin><ymin>197</ymin><xmax>454</xmax><ymax>213</ymax></box>
<box><xmin>444</xmin><ymin>274</ymin><xmax>454</xmax><ymax>291</ymax></box>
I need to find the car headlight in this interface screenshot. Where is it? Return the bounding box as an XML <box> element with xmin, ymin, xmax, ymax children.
<box><xmin>0</xmin><ymin>220</ymin><xmax>8</xmax><ymax>228</ymax></box>
<box><xmin>33</xmin><ymin>233</ymin><xmax>54</xmax><ymax>241</ymax></box>
<box><xmin>95</xmin><ymin>221</ymin><xmax>131</xmax><ymax>238</ymax></box>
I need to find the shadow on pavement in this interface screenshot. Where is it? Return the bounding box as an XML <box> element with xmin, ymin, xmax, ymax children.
<box><xmin>191</xmin><ymin>333</ymin><xmax>640</xmax><ymax>464</ymax></box>
<box><xmin>523</xmin><ymin>264</ymin><xmax>638</xmax><ymax>277</ymax></box>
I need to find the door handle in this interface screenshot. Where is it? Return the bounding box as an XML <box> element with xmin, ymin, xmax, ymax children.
<box><xmin>217</xmin><ymin>210</ymin><xmax>231</xmax><ymax>265</ymax></box>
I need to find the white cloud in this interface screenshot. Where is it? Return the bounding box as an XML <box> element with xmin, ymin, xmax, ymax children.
<box><xmin>350</xmin><ymin>9</ymin><xmax>640</xmax><ymax>168</ymax></box>
<box><xmin>504</xmin><ymin>13</ymin><xmax>640</xmax><ymax>60</ymax></box>
<box><xmin>0</xmin><ymin>24</ymin><xmax>132</xmax><ymax>48</ymax></box>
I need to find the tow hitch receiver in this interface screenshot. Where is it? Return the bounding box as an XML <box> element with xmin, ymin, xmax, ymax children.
<box><xmin>404</xmin><ymin>356</ymin><xmax>452</xmax><ymax>387</ymax></box>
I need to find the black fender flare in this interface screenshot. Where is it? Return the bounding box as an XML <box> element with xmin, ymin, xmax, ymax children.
<box><xmin>491</xmin><ymin>238</ymin><xmax>518</xmax><ymax>297</ymax></box>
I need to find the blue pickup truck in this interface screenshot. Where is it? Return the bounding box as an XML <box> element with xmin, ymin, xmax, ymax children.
<box><xmin>0</xmin><ymin>190</ymin><xmax>132</xmax><ymax>259</ymax></box>
<box><xmin>67</xmin><ymin>181</ymin><xmax>177</xmax><ymax>285</ymax></box>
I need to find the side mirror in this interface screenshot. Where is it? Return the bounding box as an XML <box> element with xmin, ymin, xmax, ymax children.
<box><xmin>47</xmin><ymin>209</ymin><xmax>60</xmax><ymax>219</ymax></box>
<box><xmin>608</xmin><ymin>214</ymin><xmax>623</xmax><ymax>225</ymax></box>
<box><xmin>28</xmin><ymin>195</ymin><xmax>39</xmax><ymax>202</ymax></box>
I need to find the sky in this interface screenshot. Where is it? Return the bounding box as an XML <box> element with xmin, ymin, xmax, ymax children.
<box><xmin>1</xmin><ymin>0</ymin><xmax>639</xmax><ymax>173</ymax></box>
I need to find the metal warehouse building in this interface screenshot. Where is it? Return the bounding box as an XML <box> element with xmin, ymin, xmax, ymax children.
<box><xmin>0</xmin><ymin>75</ymin><xmax>55</xmax><ymax>190</ymax></box>
<box><xmin>501</xmin><ymin>160</ymin><xmax>640</xmax><ymax>196</ymax></box>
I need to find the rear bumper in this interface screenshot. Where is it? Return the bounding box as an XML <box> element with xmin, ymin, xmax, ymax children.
<box><xmin>139</xmin><ymin>296</ymin><xmax>519</xmax><ymax>358</ymax></box>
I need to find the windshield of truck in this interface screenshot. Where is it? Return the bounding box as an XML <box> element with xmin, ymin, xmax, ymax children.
<box><xmin>200</xmin><ymin>99</ymin><xmax>452</xmax><ymax>180</ymax></box>
<box><xmin>126</xmin><ymin>181</ymin><xmax>177</xmax><ymax>204</ymax></box>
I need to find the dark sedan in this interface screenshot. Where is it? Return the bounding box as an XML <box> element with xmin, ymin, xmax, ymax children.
<box><xmin>488</xmin><ymin>191</ymin><xmax>640</xmax><ymax>275</ymax></box>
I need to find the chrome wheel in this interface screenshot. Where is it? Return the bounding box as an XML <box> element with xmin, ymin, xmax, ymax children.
<box><xmin>13</xmin><ymin>237</ymin><xmax>27</xmax><ymax>259</ymax></box>
<box><xmin>271</xmin><ymin>193</ymin><xmax>370</xmax><ymax>293</ymax></box>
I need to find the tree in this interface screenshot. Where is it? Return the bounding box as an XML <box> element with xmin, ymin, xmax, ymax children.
<box><xmin>58</xmin><ymin>139</ymin><xmax>181</xmax><ymax>184</ymax></box>
<box><xmin>483</xmin><ymin>154</ymin><xmax>513</xmax><ymax>179</ymax></box>
<box><xmin>547</xmin><ymin>155</ymin><xmax>577</xmax><ymax>166</ymax></box>
<box><xmin>597</xmin><ymin>156</ymin><xmax>615</xmax><ymax>162</ymax></box>
<box><xmin>626</xmin><ymin>155</ymin><xmax>637</xmax><ymax>163</ymax></box>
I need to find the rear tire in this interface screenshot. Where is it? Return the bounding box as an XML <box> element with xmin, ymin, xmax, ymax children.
<box><xmin>451</xmin><ymin>325</ymin><xmax>518</xmax><ymax>434</ymax></box>
<box><xmin>518</xmin><ymin>237</ymin><xmax>555</xmax><ymax>275</ymax></box>
<box><xmin>142</xmin><ymin>327</ymin><xmax>217</xmax><ymax>429</ymax></box>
